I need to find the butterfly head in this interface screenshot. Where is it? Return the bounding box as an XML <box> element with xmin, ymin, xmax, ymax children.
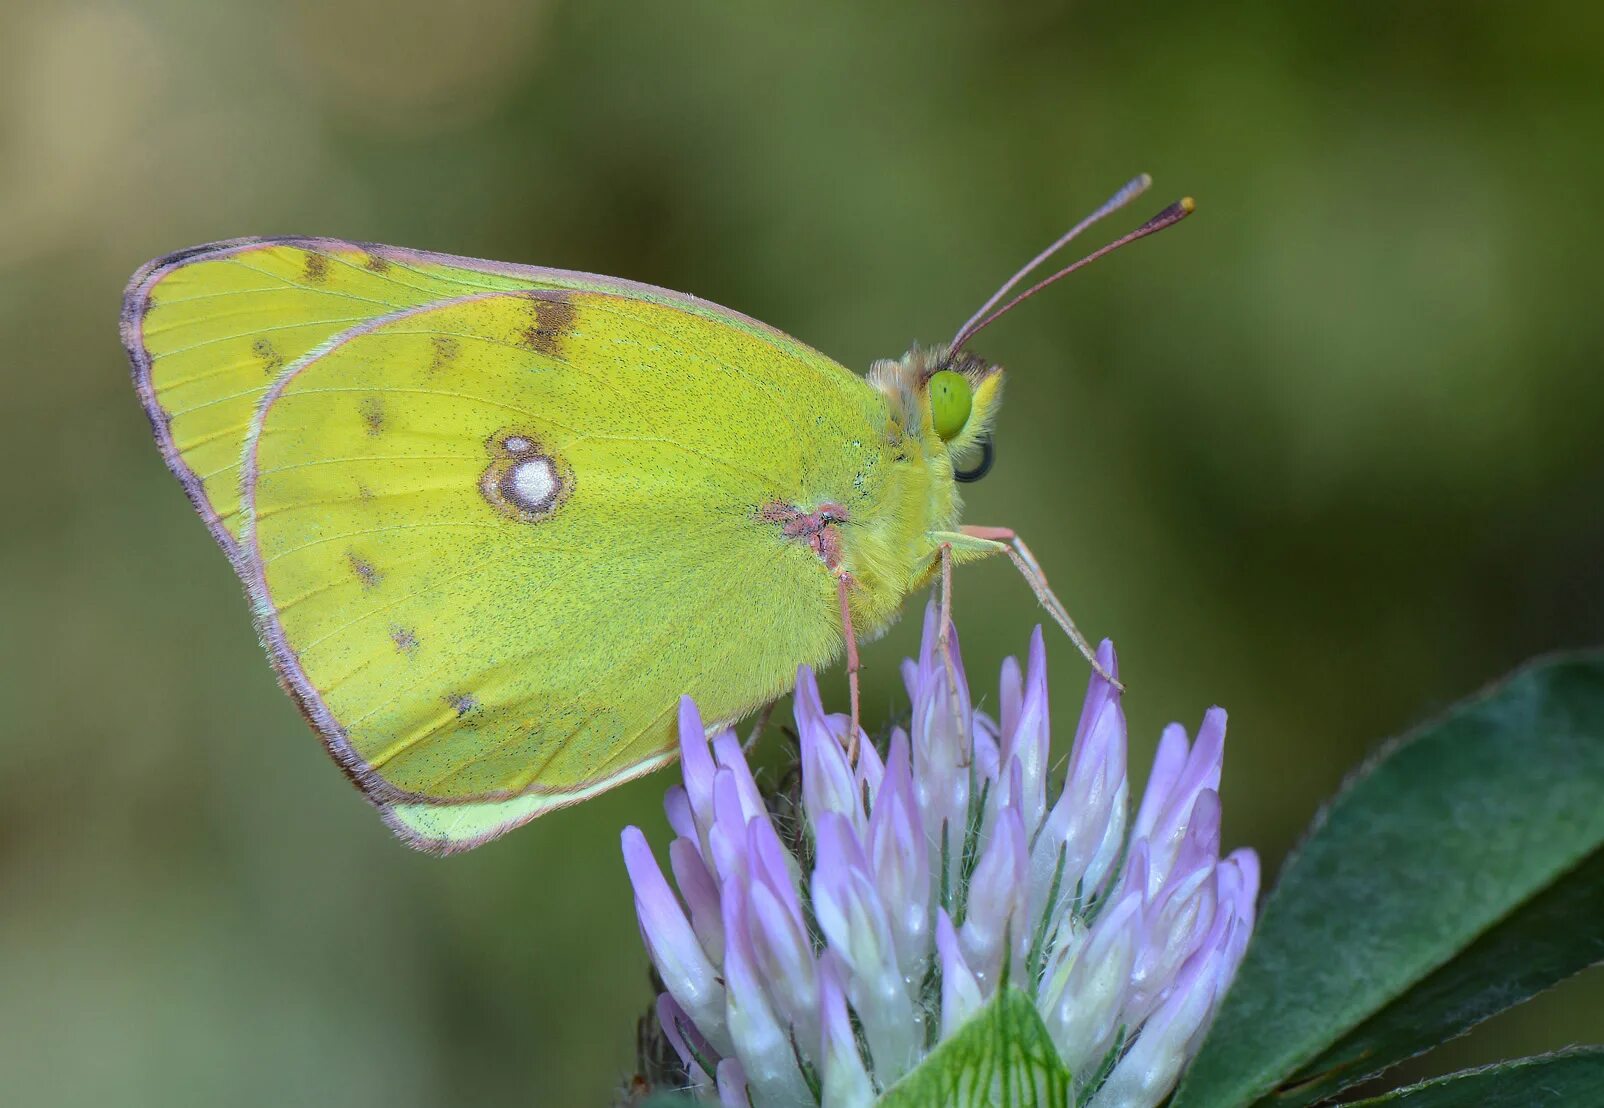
<box><xmin>884</xmin><ymin>175</ymin><xmax>1195</xmax><ymax>485</ymax></box>
<box><xmin>870</xmin><ymin>344</ymin><xmax>1003</xmax><ymax>482</ymax></box>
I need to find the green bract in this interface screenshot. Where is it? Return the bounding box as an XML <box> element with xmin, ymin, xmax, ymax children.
<box><xmin>878</xmin><ymin>988</ymin><xmax>1070</xmax><ymax>1108</ymax></box>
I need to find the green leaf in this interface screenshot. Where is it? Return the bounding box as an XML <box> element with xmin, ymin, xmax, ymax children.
<box><xmin>1344</xmin><ymin>1047</ymin><xmax>1604</xmax><ymax>1106</ymax></box>
<box><xmin>1270</xmin><ymin>846</ymin><xmax>1604</xmax><ymax>1104</ymax></box>
<box><xmin>876</xmin><ymin>986</ymin><xmax>1071</xmax><ymax>1108</ymax></box>
<box><xmin>1172</xmin><ymin>653</ymin><xmax>1604</xmax><ymax>1108</ymax></box>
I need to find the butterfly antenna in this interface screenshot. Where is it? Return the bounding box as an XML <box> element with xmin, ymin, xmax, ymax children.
<box><xmin>952</xmin><ymin>196</ymin><xmax>1196</xmax><ymax>350</ymax></box>
<box><xmin>950</xmin><ymin>173</ymin><xmax>1153</xmax><ymax>351</ymax></box>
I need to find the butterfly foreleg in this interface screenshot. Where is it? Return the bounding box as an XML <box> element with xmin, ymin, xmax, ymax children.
<box><xmin>921</xmin><ymin>532</ymin><xmax>1005</xmax><ymax>734</ymax></box>
<box><xmin>938</xmin><ymin>539</ymin><xmax>955</xmax><ymax>652</ymax></box>
<box><xmin>927</xmin><ymin>527</ymin><xmax>1123</xmax><ymax>691</ymax></box>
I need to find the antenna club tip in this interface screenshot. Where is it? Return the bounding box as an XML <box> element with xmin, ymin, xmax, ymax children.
<box><xmin>1180</xmin><ymin>196</ymin><xmax>1197</xmax><ymax>213</ymax></box>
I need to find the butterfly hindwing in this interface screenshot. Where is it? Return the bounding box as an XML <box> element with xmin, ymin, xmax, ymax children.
<box><xmin>244</xmin><ymin>288</ymin><xmax>848</xmax><ymax>802</ymax></box>
<box><xmin>125</xmin><ymin>239</ymin><xmax>541</xmax><ymax>561</ymax></box>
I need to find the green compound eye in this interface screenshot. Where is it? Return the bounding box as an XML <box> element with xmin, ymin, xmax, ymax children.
<box><xmin>927</xmin><ymin>370</ymin><xmax>973</xmax><ymax>441</ymax></box>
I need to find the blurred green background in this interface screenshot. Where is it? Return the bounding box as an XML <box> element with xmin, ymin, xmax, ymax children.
<box><xmin>3</xmin><ymin>1</ymin><xmax>1602</xmax><ymax>1104</ymax></box>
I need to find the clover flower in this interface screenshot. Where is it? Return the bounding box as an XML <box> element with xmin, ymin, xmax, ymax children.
<box><xmin>621</xmin><ymin>606</ymin><xmax>1258</xmax><ymax>1107</ymax></box>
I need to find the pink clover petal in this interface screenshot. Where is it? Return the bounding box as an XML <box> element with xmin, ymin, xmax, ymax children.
<box><xmin>669</xmin><ymin>836</ymin><xmax>725</xmax><ymax>962</ymax></box>
<box><xmin>745</xmin><ymin>816</ymin><xmax>806</xmax><ymax>932</ymax></box>
<box><xmin>746</xmin><ymin>873</ymin><xmax>820</xmax><ymax>1050</ymax></box>
<box><xmin>1002</xmin><ymin>626</ymin><xmax>1052</xmax><ymax>832</ymax></box>
<box><xmin>658</xmin><ymin>993</ymin><xmax>718</xmax><ymax>1088</ymax></box>
<box><xmin>721</xmin><ymin>883</ymin><xmax>811</xmax><ymax>1106</ymax></box>
<box><xmin>998</xmin><ymin>652</ymin><xmax>1024</xmax><ymax>745</ymax></box>
<box><xmin>818</xmin><ymin>952</ymin><xmax>876</xmax><ymax>1107</ymax></box>
<box><xmin>678</xmin><ymin>696</ymin><xmax>717</xmax><ymax>843</ymax></box>
<box><xmin>714</xmin><ymin>1058</ymin><xmax>750</xmax><ymax>1107</ymax></box>
<box><xmin>1132</xmin><ymin>723</ymin><xmax>1190</xmax><ymax>843</ymax></box>
<box><xmin>1072</xmin><ymin>638</ymin><xmax>1120</xmax><ymax>750</ymax></box>
<box><xmin>936</xmin><ymin>908</ymin><xmax>984</xmax><ymax>1038</ymax></box>
<box><xmin>664</xmin><ymin>785</ymin><xmax>696</xmax><ymax>844</ymax></box>
<box><xmin>707</xmin><ymin>769</ymin><xmax>752</xmax><ymax>886</ymax></box>
<box><xmin>855</xmin><ymin>732</ymin><xmax>885</xmax><ymax>801</ymax></box>
<box><xmin>622</xmin><ymin>826</ymin><xmax>729</xmax><ymax>1054</ymax></box>
<box><xmin>1052</xmin><ymin>869</ymin><xmax>1145</xmax><ymax>1074</ymax></box>
<box><xmin>811</xmin><ymin>812</ymin><xmax>917</xmax><ymax>1082</ymax></box>
<box><xmin>711</xmin><ymin>728</ymin><xmax>766</xmax><ymax>822</ymax></box>
<box><xmin>1091</xmin><ymin>936</ymin><xmax>1226</xmax><ymax>1108</ymax></box>
<box><xmin>868</xmin><ymin>728</ymin><xmax>930</xmax><ymax>982</ymax></box>
<box><xmin>795</xmin><ymin>669</ymin><xmax>864</xmax><ymax>834</ymax></box>
<box><xmin>1147</xmin><ymin>710</ymin><xmax>1226</xmax><ymax>868</ymax></box>
<box><xmin>959</xmin><ymin>801</ymin><xmax>1027</xmax><ymax>989</ymax></box>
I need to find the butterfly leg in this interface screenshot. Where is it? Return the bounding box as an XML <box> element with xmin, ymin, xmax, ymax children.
<box><xmin>938</xmin><ymin>539</ymin><xmax>955</xmax><ymax>650</ymax></box>
<box><xmin>837</xmin><ymin>571</ymin><xmax>863</xmax><ymax>762</ymax></box>
<box><xmin>743</xmin><ymin>698</ymin><xmax>778</xmax><ymax>753</ymax></box>
<box><xmin>934</xmin><ymin>540</ymin><xmax>970</xmax><ymax>742</ymax></box>
<box><xmin>954</xmin><ymin>525</ymin><xmax>1123</xmax><ymax>691</ymax></box>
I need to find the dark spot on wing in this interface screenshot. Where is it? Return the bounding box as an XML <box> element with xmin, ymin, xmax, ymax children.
<box><xmin>447</xmin><ymin>693</ymin><xmax>478</xmax><ymax>717</ymax></box>
<box><xmin>159</xmin><ymin>241</ymin><xmax>239</xmax><ymax>269</ymax></box>
<box><xmin>253</xmin><ymin>338</ymin><xmax>284</xmax><ymax>375</ymax></box>
<box><xmin>430</xmin><ymin>334</ymin><xmax>460</xmax><ymax>372</ymax></box>
<box><xmin>390</xmin><ymin>626</ymin><xmax>419</xmax><ymax>654</ymax></box>
<box><xmin>518</xmin><ymin>293</ymin><xmax>576</xmax><ymax>358</ymax></box>
<box><xmin>360</xmin><ymin>396</ymin><xmax>385</xmax><ymax>435</ymax></box>
<box><xmin>356</xmin><ymin>482</ymin><xmax>375</xmax><ymax>502</ymax></box>
<box><xmin>363</xmin><ymin>250</ymin><xmax>391</xmax><ymax>274</ymax></box>
<box><xmin>303</xmin><ymin>252</ymin><xmax>330</xmax><ymax>285</ymax></box>
<box><xmin>348</xmin><ymin>552</ymin><xmax>382</xmax><ymax>589</ymax></box>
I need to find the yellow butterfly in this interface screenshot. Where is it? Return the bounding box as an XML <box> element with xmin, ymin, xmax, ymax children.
<box><xmin>123</xmin><ymin>175</ymin><xmax>1191</xmax><ymax>853</ymax></box>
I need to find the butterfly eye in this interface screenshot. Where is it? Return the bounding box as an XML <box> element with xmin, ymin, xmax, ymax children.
<box><xmin>928</xmin><ymin>370</ymin><xmax>973</xmax><ymax>441</ymax></box>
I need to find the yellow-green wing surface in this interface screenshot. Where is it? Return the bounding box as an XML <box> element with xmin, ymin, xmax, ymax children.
<box><xmin>127</xmin><ymin>240</ymin><xmax>531</xmax><ymax>561</ymax></box>
<box><xmin>124</xmin><ymin>239</ymin><xmax>891</xmax><ymax>850</ymax></box>
<box><xmin>124</xmin><ymin>238</ymin><xmax>849</xmax><ymax>562</ymax></box>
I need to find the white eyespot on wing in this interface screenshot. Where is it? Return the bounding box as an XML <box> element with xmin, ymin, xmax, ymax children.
<box><xmin>507</xmin><ymin>456</ymin><xmax>557</xmax><ymax>512</ymax></box>
<box><xmin>480</xmin><ymin>432</ymin><xmax>570</xmax><ymax>523</ymax></box>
